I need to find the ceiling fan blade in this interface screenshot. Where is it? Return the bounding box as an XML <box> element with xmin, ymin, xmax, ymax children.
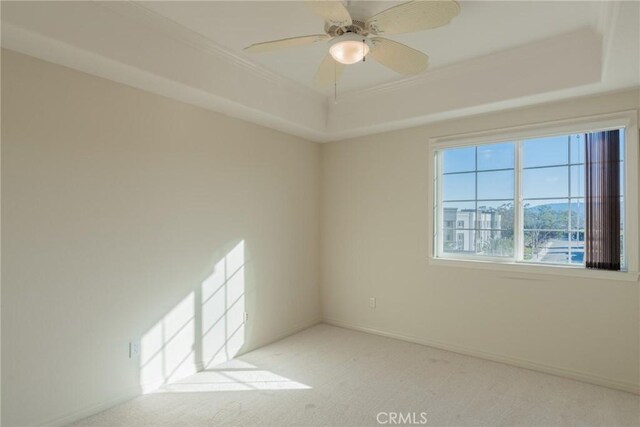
<box><xmin>244</xmin><ymin>34</ymin><xmax>330</xmax><ymax>53</ymax></box>
<box><xmin>307</xmin><ymin>1</ymin><xmax>352</xmax><ymax>27</ymax></box>
<box><xmin>369</xmin><ymin>38</ymin><xmax>429</xmax><ymax>75</ymax></box>
<box><xmin>366</xmin><ymin>0</ymin><xmax>460</xmax><ymax>35</ymax></box>
<box><xmin>314</xmin><ymin>54</ymin><xmax>346</xmax><ymax>86</ymax></box>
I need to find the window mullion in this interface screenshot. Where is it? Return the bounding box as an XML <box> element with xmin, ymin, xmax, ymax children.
<box><xmin>567</xmin><ymin>135</ymin><xmax>572</xmax><ymax>264</ymax></box>
<box><xmin>514</xmin><ymin>140</ymin><xmax>524</xmax><ymax>261</ymax></box>
<box><xmin>436</xmin><ymin>151</ymin><xmax>444</xmax><ymax>257</ymax></box>
<box><xmin>474</xmin><ymin>146</ymin><xmax>478</xmax><ymax>253</ymax></box>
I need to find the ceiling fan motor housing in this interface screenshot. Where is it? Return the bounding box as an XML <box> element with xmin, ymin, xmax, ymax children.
<box><xmin>326</xmin><ymin>19</ymin><xmax>368</xmax><ymax>37</ymax></box>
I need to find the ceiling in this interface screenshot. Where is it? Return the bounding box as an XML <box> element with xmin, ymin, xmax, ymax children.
<box><xmin>2</xmin><ymin>1</ymin><xmax>639</xmax><ymax>142</ymax></box>
<box><xmin>137</xmin><ymin>1</ymin><xmax>603</xmax><ymax>94</ymax></box>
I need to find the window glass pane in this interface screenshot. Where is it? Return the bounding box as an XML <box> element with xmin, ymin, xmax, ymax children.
<box><xmin>443</xmin><ymin>229</ymin><xmax>476</xmax><ymax>254</ymax></box>
<box><xmin>540</xmin><ymin>233</ymin><xmax>572</xmax><ymax>264</ymax></box>
<box><xmin>523</xmin><ymin>230</ymin><xmax>569</xmax><ymax>263</ymax></box>
<box><xmin>569</xmin><ymin>231</ymin><xmax>585</xmax><ymax>265</ymax></box>
<box><xmin>443</xmin><ymin>172</ymin><xmax>475</xmax><ymax>201</ymax></box>
<box><xmin>439</xmin><ymin>143</ymin><xmax>515</xmax><ymax>261</ymax></box>
<box><xmin>443</xmin><ymin>147</ymin><xmax>475</xmax><ymax>173</ymax></box>
<box><xmin>477</xmin><ymin>201</ymin><xmax>514</xmax><ymax>230</ymax></box>
<box><xmin>569</xmin><ymin>198</ymin><xmax>584</xmax><ymax>230</ymax></box>
<box><xmin>476</xmin><ymin>201</ymin><xmax>515</xmax><ymax>257</ymax></box>
<box><xmin>619</xmin><ymin>161</ymin><xmax>624</xmax><ymax>197</ymax></box>
<box><xmin>620</xmin><ymin>197</ymin><xmax>625</xmax><ymax>269</ymax></box>
<box><xmin>569</xmin><ymin>134</ymin><xmax>585</xmax><ymax>164</ymax></box>
<box><xmin>477</xmin><ymin>143</ymin><xmax>514</xmax><ymax>170</ymax></box>
<box><xmin>442</xmin><ymin>202</ymin><xmax>474</xmax><ymax>251</ymax></box>
<box><xmin>437</xmin><ymin>128</ymin><xmax>626</xmax><ymax>268</ymax></box>
<box><xmin>522</xmin><ymin>166</ymin><xmax>568</xmax><ymax>199</ymax></box>
<box><xmin>478</xmin><ymin>170</ymin><xmax>514</xmax><ymax>200</ymax></box>
<box><xmin>443</xmin><ymin>202</ymin><xmax>475</xmax><ymax>226</ymax></box>
<box><xmin>475</xmin><ymin>230</ymin><xmax>514</xmax><ymax>257</ymax></box>
<box><xmin>570</xmin><ymin>165</ymin><xmax>584</xmax><ymax>197</ymax></box>
<box><xmin>524</xmin><ymin>199</ymin><xmax>569</xmax><ymax>230</ymax></box>
<box><xmin>522</xmin><ymin>135</ymin><xmax>568</xmax><ymax>168</ymax></box>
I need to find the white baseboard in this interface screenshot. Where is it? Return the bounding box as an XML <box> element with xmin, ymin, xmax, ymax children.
<box><xmin>43</xmin><ymin>386</ymin><xmax>141</xmax><ymax>427</ymax></box>
<box><xmin>323</xmin><ymin>318</ymin><xmax>640</xmax><ymax>395</ymax></box>
<box><xmin>236</xmin><ymin>316</ymin><xmax>323</xmax><ymax>358</ymax></box>
<box><xmin>271</xmin><ymin>316</ymin><xmax>323</xmax><ymax>342</ymax></box>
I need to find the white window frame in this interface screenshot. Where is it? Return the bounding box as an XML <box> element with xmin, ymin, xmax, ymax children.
<box><xmin>427</xmin><ymin>110</ymin><xmax>639</xmax><ymax>281</ymax></box>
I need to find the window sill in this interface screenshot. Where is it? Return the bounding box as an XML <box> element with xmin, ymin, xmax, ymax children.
<box><xmin>429</xmin><ymin>257</ymin><xmax>639</xmax><ymax>282</ymax></box>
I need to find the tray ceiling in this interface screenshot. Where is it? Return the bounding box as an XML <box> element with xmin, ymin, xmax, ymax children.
<box><xmin>138</xmin><ymin>1</ymin><xmax>602</xmax><ymax>94</ymax></box>
<box><xmin>2</xmin><ymin>1</ymin><xmax>638</xmax><ymax>142</ymax></box>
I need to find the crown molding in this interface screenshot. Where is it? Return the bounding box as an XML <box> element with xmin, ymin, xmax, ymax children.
<box><xmin>338</xmin><ymin>27</ymin><xmax>601</xmax><ymax>102</ymax></box>
<box><xmin>0</xmin><ymin>24</ymin><xmax>331</xmax><ymax>143</ymax></box>
<box><xmin>1</xmin><ymin>1</ymin><xmax>636</xmax><ymax>143</ymax></box>
<box><xmin>327</xmin><ymin>27</ymin><xmax>604</xmax><ymax>134</ymax></box>
<box><xmin>337</xmin><ymin>1</ymin><xmax>620</xmax><ymax>103</ymax></box>
<box><xmin>594</xmin><ymin>0</ymin><xmax>619</xmax><ymax>80</ymax></box>
<box><xmin>323</xmin><ymin>86</ymin><xmax>640</xmax><ymax>142</ymax></box>
<box><xmin>1</xmin><ymin>1</ymin><xmax>332</xmax><ymax>142</ymax></box>
<box><xmin>101</xmin><ymin>1</ymin><xmax>325</xmax><ymax>105</ymax></box>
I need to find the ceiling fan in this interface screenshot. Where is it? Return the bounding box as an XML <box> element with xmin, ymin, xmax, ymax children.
<box><xmin>243</xmin><ymin>0</ymin><xmax>460</xmax><ymax>86</ymax></box>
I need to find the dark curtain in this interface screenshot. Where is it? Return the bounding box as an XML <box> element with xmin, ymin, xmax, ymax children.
<box><xmin>585</xmin><ymin>130</ymin><xmax>621</xmax><ymax>270</ymax></box>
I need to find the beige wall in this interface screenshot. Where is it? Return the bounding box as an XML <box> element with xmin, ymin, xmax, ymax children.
<box><xmin>1</xmin><ymin>49</ymin><xmax>321</xmax><ymax>426</ymax></box>
<box><xmin>3</xmin><ymin>47</ymin><xmax>640</xmax><ymax>427</ymax></box>
<box><xmin>321</xmin><ymin>89</ymin><xmax>640</xmax><ymax>393</ymax></box>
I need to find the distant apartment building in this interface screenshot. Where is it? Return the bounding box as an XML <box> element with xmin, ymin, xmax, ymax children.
<box><xmin>443</xmin><ymin>207</ymin><xmax>502</xmax><ymax>252</ymax></box>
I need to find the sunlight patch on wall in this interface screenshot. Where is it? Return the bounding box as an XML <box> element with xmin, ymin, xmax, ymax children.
<box><xmin>140</xmin><ymin>240</ymin><xmax>246</xmax><ymax>393</ymax></box>
<box><xmin>140</xmin><ymin>292</ymin><xmax>196</xmax><ymax>393</ymax></box>
<box><xmin>202</xmin><ymin>240</ymin><xmax>246</xmax><ymax>368</ymax></box>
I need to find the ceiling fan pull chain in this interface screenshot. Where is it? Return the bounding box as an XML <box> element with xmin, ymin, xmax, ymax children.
<box><xmin>363</xmin><ymin>39</ymin><xmax>366</xmax><ymax>62</ymax></box>
<box><xmin>334</xmin><ymin>60</ymin><xmax>338</xmax><ymax>104</ymax></box>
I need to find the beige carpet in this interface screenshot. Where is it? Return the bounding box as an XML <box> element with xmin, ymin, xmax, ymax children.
<box><xmin>75</xmin><ymin>324</ymin><xmax>639</xmax><ymax>426</ymax></box>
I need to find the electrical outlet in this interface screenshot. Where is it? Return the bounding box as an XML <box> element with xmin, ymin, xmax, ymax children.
<box><xmin>243</xmin><ymin>312</ymin><xmax>249</xmax><ymax>323</ymax></box>
<box><xmin>369</xmin><ymin>297</ymin><xmax>376</xmax><ymax>309</ymax></box>
<box><xmin>129</xmin><ymin>341</ymin><xmax>140</xmax><ymax>359</ymax></box>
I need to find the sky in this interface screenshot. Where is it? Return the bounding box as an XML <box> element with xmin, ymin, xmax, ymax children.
<box><xmin>441</xmin><ymin>130</ymin><xmax>624</xmax><ymax>203</ymax></box>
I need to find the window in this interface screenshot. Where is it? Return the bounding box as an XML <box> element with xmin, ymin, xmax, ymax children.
<box><xmin>429</xmin><ymin>113</ymin><xmax>638</xmax><ymax>278</ymax></box>
<box><xmin>521</xmin><ymin>133</ymin><xmax>590</xmax><ymax>265</ymax></box>
<box><xmin>440</xmin><ymin>143</ymin><xmax>515</xmax><ymax>258</ymax></box>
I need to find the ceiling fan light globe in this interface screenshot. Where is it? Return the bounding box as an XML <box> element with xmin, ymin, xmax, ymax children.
<box><xmin>329</xmin><ymin>34</ymin><xmax>370</xmax><ymax>65</ymax></box>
